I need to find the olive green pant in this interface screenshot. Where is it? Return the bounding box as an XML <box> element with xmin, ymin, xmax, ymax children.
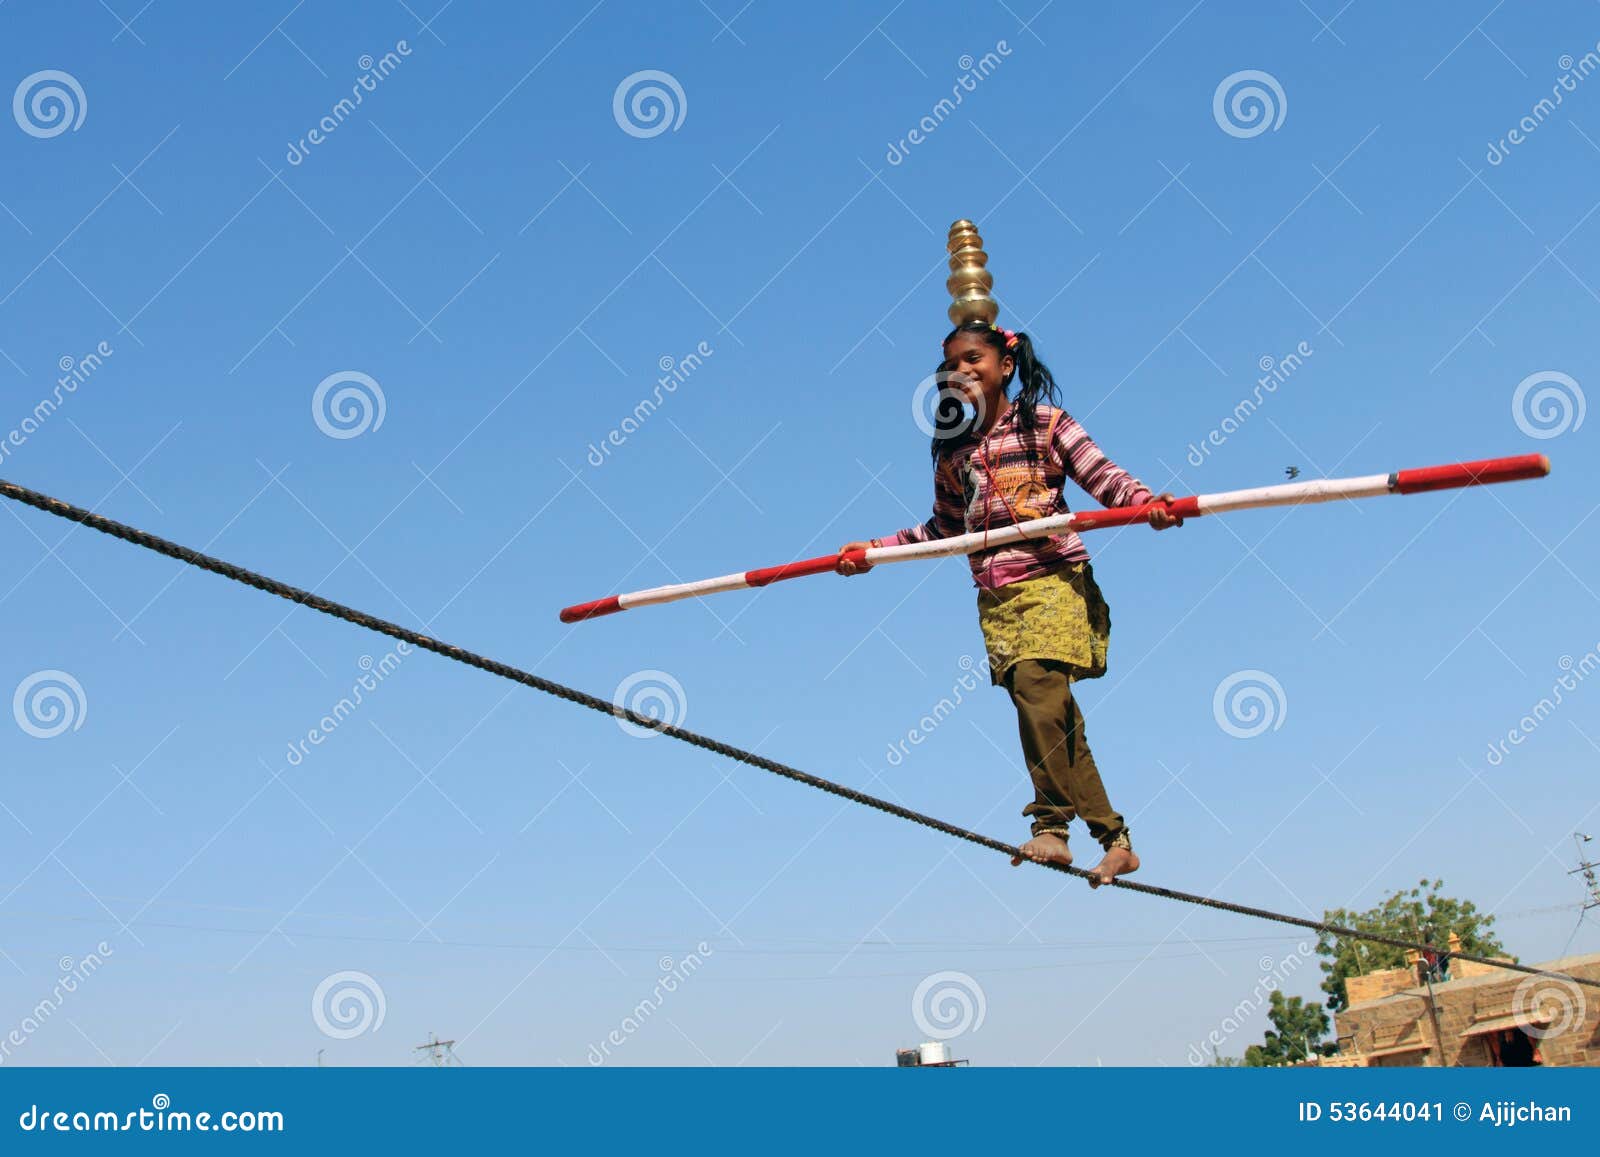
<box><xmin>1003</xmin><ymin>657</ymin><xmax>1128</xmax><ymax>849</ymax></box>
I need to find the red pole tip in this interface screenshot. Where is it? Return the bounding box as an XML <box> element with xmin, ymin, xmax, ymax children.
<box><xmin>1393</xmin><ymin>453</ymin><xmax>1552</xmax><ymax>495</ymax></box>
<box><xmin>560</xmin><ymin>595</ymin><xmax>624</xmax><ymax>623</ymax></box>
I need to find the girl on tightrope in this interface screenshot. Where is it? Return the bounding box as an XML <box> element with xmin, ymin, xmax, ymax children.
<box><xmin>839</xmin><ymin>320</ymin><xmax>1180</xmax><ymax>886</ymax></box>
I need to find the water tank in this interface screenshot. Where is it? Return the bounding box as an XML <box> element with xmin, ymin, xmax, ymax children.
<box><xmin>918</xmin><ymin>1041</ymin><xmax>951</xmax><ymax>1066</ymax></box>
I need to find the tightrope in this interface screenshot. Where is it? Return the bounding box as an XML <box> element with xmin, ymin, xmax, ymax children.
<box><xmin>2</xmin><ymin>477</ymin><xmax>1594</xmax><ymax>993</ymax></box>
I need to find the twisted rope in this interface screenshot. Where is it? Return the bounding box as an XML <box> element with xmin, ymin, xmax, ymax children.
<box><xmin>3</xmin><ymin>477</ymin><xmax>1594</xmax><ymax>993</ymax></box>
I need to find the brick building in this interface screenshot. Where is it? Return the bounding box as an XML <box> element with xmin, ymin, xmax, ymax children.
<box><xmin>1332</xmin><ymin>943</ymin><xmax>1599</xmax><ymax>1067</ymax></box>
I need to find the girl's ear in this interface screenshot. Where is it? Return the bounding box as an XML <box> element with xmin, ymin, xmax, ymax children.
<box><xmin>1000</xmin><ymin>352</ymin><xmax>1015</xmax><ymax>382</ymax></box>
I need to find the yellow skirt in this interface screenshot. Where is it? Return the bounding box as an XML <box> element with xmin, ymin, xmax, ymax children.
<box><xmin>977</xmin><ymin>562</ymin><xmax>1111</xmax><ymax>687</ymax></box>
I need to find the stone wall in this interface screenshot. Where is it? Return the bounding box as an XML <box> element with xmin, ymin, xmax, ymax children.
<box><xmin>1334</xmin><ymin>954</ymin><xmax>1600</xmax><ymax>1067</ymax></box>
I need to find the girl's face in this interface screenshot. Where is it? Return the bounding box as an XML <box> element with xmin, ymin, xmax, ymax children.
<box><xmin>941</xmin><ymin>331</ymin><xmax>1014</xmax><ymax>411</ymax></box>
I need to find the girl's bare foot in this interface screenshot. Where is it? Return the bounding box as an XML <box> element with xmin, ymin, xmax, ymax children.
<box><xmin>1010</xmin><ymin>833</ymin><xmax>1072</xmax><ymax>867</ymax></box>
<box><xmin>1087</xmin><ymin>846</ymin><xmax>1139</xmax><ymax>888</ymax></box>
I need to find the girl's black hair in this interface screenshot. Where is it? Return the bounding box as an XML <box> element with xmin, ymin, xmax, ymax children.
<box><xmin>929</xmin><ymin>321</ymin><xmax>1060</xmax><ymax>462</ymax></box>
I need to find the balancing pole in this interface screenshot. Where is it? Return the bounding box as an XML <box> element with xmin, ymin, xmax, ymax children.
<box><xmin>559</xmin><ymin>454</ymin><xmax>1549</xmax><ymax>623</ymax></box>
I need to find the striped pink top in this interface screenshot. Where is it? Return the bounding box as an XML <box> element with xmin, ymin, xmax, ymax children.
<box><xmin>883</xmin><ymin>402</ymin><xmax>1156</xmax><ymax>590</ymax></box>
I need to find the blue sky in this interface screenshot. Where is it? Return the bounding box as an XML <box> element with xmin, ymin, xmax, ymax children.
<box><xmin>0</xmin><ymin>0</ymin><xmax>1595</xmax><ymax>1067</ymax></box>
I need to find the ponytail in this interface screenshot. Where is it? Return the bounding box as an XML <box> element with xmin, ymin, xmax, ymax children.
<box><xmin>1007</xmin><ymin>329</ymin><xmax>1060</xmax><ymax>432</ymax></box>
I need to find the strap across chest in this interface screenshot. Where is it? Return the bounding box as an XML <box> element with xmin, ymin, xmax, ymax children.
<box><xmin>955</xmin><ymin>408</ymin><xmax>1065</xmax><ymax>535</ymax></box>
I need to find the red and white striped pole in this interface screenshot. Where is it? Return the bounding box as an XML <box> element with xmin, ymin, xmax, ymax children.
<box><xmin>558</xmin><ymin>453</ymin><xmax>1550</xmax><ymax>623</ymax></box>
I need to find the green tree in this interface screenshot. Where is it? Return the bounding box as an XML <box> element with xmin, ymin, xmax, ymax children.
<box><xmin>1316</xmin><ymin>878</ymin><xmax>1511</xmax><ymax>1012</ymax></box>
<box><xmin>1242</xmin><ymin>991</ymin><xmax>1336</xmax><ymax>1066</ymax></box>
